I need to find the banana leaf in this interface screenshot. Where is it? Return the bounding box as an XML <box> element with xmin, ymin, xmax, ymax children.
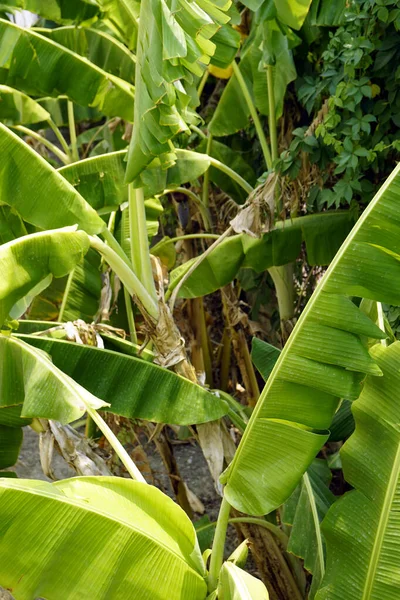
<box><xmin>35</xmin><ymin>26</ymin><xmax>136</xmax><ymax>84</ymax></box>
<box><xmin>209</xmin><ymin>24</ymin><xmax>241</xmax><ymax>69</ymax></box>
<box><xmin>217</xmin><ymin>562</ymin><xmax>269</xmax><ymax>599</ymax></box>
<box><xmin>0</xmin><ymin>123</ymin><xmax>105</xmax><ymax>234</ymax></box>
<box><xmin>251</xmin><ymin>337</ymin><xmax>280</xmax><ymax>382</ymax></box>
<box><xmin>125</xmin><ymin>0</ymin><xmax>231</xmax><ymax>183</ymax></box>
<box><xmin>282</xmin><ymin>459</ymin><xmax>334</xmax><ymax>598</ymax></box>
<box><xmin>328</xmin><ymin>399</ymin><xmax>354</xmax><ymax>442</ymax></box>
<box><xmin>196</xmin><ymin>139</ymin><xmax>256</xmax><ymax>203</ymax></box>
<box><xmin>59</xmin><ymin>148</ymin><xmax>211</xmax><ymax>208</ymax></box>
<box><xmin>0</xmin><ymin>335</ymin><xmax>106</xmax><ymax>423</ymax></box>
<box><xmin>97</xmin><ymin>0</ymin><xmax>140</xmax><ymax>50</ymax></box>
<box><xmin>317</xmin><ymin>342</ymin><xmax>400</xmax><ymax>599</ymax></box>
<box><xmin>2</xmin><ymin>0</ymin><xmax>101</xmax><ymax>22</ymax></box>
<box><xmin>0</xmin><ymin>424</ymin><xmax>22</xmax><ymax>469</ymax></box>
<box><xmin>308</xmin><ymin>0</ymin><xmax>347</xmax><ymax>26</ymax></box>
<box><xmin>0</xmin><ymin>227</ymin><xmax>90</xmax><ymax>328</ymax></box>
<box><xmin>209</xmin><ymin>19</ymin><xmax>296</xmax><ymax>134</ymax></box>
<box><xmin>220</xmin><ymin>163</ymin><xmax>400</xmax><ymax>516</ymax></box>
<box><xmin>274</xmin><ymin>0</ymin><xmax>313</xmax><ymax>29</ymax></box>
<box><xmin>170</xmin><ymin>210</ymin><xmax>357</xmax><ymax>299</ymax></box>
<box><xmin>0</xmin><ymin>476</ymin><xmax>207</xmax><ymax>599</ymax></box>
<box><xmin>0</xmin><ymin>84</ymin><xmax>50</xmax><ymax>125</ymax></box>
<box><xmin>18</xmin><ymin>334</ymin><xmax>229</xmax><ymax>425</ymax></box>
<box><xmin>0</xmin><ymin>19</ymin><xmax>135</xmax><ymax>121</ymax></box>
<box><xmin>38</xmin><ymin>95</ymin><xmax>102</xmax><ymax>126</ymax></box>
<box><xmin>0</xmin><ymin>204</ymin><xmax>28</xmax><ymax>244</ymax></box>
<box><xmin>28</xmin><ymin>250</ymin><xmax>103</xmax><ymax>323</ymax></box>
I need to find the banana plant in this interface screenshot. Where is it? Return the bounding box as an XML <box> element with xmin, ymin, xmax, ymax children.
<box><xmin>2</xmin><ymin>2</ymin><xmax>400</xmax><ymax>599</ymax></box>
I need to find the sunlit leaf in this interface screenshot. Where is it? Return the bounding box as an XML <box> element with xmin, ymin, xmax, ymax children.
<box><xmin>317</xmin><ymin>342</ymin><xmax>400</xmax><ymax>599</ymax></box>
<box><xmin>18</xmin><ymin>334</ymin><xmax>229</xmax><ymax>426</ymax></box>
<box><xmin>0</xmin><ymin>123</ymin><xmax>105</xmax><ymax>234</ymax></box>
<box><xmin>0</xmin><ymin>227</ymin><xmax>90</xmax><ymax>328</ymax></box>
<box><xmin>221</xmin><ymin>162</ymin><xmax>399</xmax><ymax>515</ymax></box>
<box><xmin>0</xmin><ymin>19</ymin><xmax>135</xmax><ymax>121</ymax></box>
<box><xmin>0</xmin><ymin>84</ymin><xmax>50</xmax><ymax>124</ymax></box>
<box><xmin>0</xmin><ymin>476</ymin><xmax>207</xmax><ymax>599</ymax></box>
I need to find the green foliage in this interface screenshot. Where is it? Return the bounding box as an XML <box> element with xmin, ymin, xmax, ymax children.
<box><xmin>221</xmin><ymin>161</ymin><xmax>397</xmax><ymax>515</ymax></box>
<box><xmin>0</xmin><ymin>123</ymin><xmax>105</xmax><ymax>234</ymax></box>
<box><xmin>19</xmin><ymin>333</ymin><xmax>228</xmax><ymax>425</ymax></box>
<box><xmin>280</xmin><ymin>0</ymin><xmax>400</xmax><ymax>210</ymax></box>
<box><xmin>125</xmin><ymin>0</ymin><xmax>233</xmax><ymax>182</ymax></box>
<box><xmin>0</xmin><ymin>228</ymin><xmax>90</xmax><ymax>328</ymax></box>
<box><xmin>318</xmin><ymin>342</ymin><xmax>400</xmax><ymax>599</ymax></box>
<box><xmin>0</xmin><ymin>19</ymin><xmax>135</xmax><ymax>121</ymax></box>
<box><xmin>0</xmin><ymin>477</ymin><xmax>207</xmax><ymax>599</ymax></box>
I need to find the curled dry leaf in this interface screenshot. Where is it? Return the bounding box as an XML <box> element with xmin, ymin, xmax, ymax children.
<box><xmin>230</xmin><ymin>173</ymin><xmax>278</xmax><ymax>237</ymax></box>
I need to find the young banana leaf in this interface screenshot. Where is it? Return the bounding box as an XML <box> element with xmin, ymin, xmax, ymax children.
<box><xmin>0</xmin><ymin>477</ymin><xmax>207</xmax><ymax>600</ymax></box>
<box><xmin>316</xmin><ymin>341</ymin><xmax>400</xmax><ymax>600</ymax></box>
<box><xmin>0</xmin><ymin>19</ymin><xmax>135</xmax><ymax>121</ymax></box>
<box><xmin>125</xmin><ymin>0</ymin><xmax>232</xmax><ymax>183</ymax></box>
<box><xmin>282</xmin><ymin>459</ymin><xmax>334</xmax><ymax>599</ymax></box>
<box><xmin>0</xmin><ymin>123</ymin><xmax>105</xmax><ymax>234</ymax></box>
<box><xmin>17</xmin><ymin>334</ymin><xmax>228</xmax><ymax>425</ymax></box>
<box><xmin>220</xmin><ymin>163</ymin><xmax>400</xmax><ymax>516</ymax></box>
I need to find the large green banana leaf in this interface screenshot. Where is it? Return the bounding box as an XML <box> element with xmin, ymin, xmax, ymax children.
<box><xmin>59</xmin><ymin>148</ymin><xmax>211</xmax><ymax>208</ymax></box>
<box><xmin>0</xmin><ymin>476</ymin><xmax>207</xmax><ymax>599</ymax></box>
<box><xmin>170</xmin><ymin>210</ymin><xmax>357</xmax><ymax>298</ymax></box>
<box><xmin>17</xmin><ymin>334</ymin><xmax>228</xmax><ymax>425</ymax></box>
<box><xmin>0</xmin><ymin>335</ymin><xmax>107</xmax><ymax>423</ymax></box>
<box><xmin>0</xmin><ymin>85</ymin><xmax>50</xmax><ymax>124</ymax></box>
<box><xmin>0</xmin><ymin>19</ymin><xmax>135</xmax><ymax>121</ymax></box>
<box><xmin>0</xmin><ymin>227</ymin><xmax>90</xmax><ymax>328</ymax></box>
<box><xmin>125</xmin><ymin>0</ymin><xmax>231</xmax><ymax>183</ymax></box>
<box><xmin>0</xmin><ymin>123</ymin><xmax>105</xmax><ymax>234</ymax></box>
<box><xmin>2</xmin><ymin>0</ymin><xmax>101</xmax><ymax>22</ymax></box>
<box><xmin>35</xmin><ymin>26</ymin><xmax>136</xmax><ymax>84</ymax></box>
<box><xmin>220</xmin><ymin>163</ymin><xmax>400</xmax><ymax>516</ymax></box>
<box><xmin>316</xmin><ymin>341</ymin><xmax>400</xmax><ymax>600</ymax></box>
